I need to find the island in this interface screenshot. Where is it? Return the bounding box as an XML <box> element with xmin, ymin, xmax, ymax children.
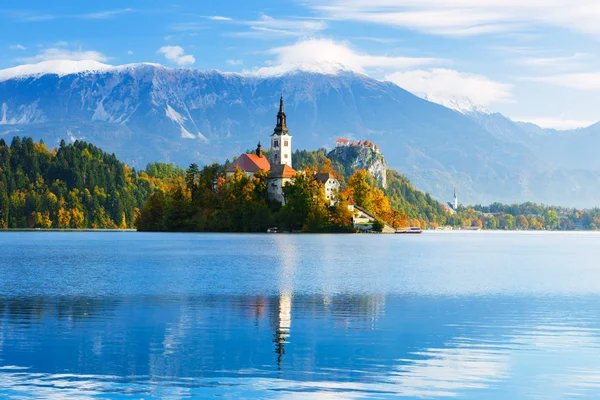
<box><xmin>1</xmin><ymin>97</ymin><xmax>599</xmax><ymax>232</ymax></box>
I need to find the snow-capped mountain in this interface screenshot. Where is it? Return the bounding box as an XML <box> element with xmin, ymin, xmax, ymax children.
<box><xmin>422</xmin><ymin>95</ymin><xmax>490</xmax><ymax>115</ymax></box>
<box><xmin>1</xmin><ymin>60</ymin><xmax>599</xmax><ymax>207</ymax></box>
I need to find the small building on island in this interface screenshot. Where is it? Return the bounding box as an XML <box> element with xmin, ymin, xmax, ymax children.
<box><xmin>314</xmin><ymin>172</ymin><xmax>340</xmax><ymax>205</ymax></box>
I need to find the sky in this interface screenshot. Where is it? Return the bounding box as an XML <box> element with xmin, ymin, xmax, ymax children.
<box><xmin>2</xmin><ymin>0</ymin><xmax>600</xmax><ymax>129</ymax></box>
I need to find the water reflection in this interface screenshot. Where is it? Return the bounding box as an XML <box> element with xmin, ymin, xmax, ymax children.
<box><xmin>2</xmin><ymin>295</ymin><xmax>600</xmax><ymax>398</ymax></box>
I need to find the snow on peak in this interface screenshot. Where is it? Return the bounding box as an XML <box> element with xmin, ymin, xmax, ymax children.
<box><xmin>0</xmin><ymin>60</ymin><xmax>114</xmax><ymax>82</ymax></box>
<box><xmin>423</xmin><ymin>95</ymin><xmax>490</xmax><ymax>115</ymax></box>
<box><xmin>249</xmin><ymin>61</ymin><xmax>359</xmax><ymax>78</ymax></box>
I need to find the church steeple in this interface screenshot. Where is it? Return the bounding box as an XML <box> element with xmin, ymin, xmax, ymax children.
<box><xmin>273</xmin><ymin>95</ymin><xmax>289</xmax><ymax>136</ymax></box>
<box><xmin>270</xmin><ymin>95</ymin><xmax>293</xmax><ymax>167</ymax></box>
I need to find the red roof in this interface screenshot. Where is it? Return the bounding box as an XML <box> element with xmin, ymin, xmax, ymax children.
<box><xmin>226</xmin><ymin>153</ymin><xmax>270</xmax><ymax>173</ymax></box>
<box><xmin>336</xmin><ymin>138</ymin><xmax>349</xmax><ymax>143</ymax></box>
<box><xmin>268</xmin><ymin>164</ymin><xmax>297</xmax><ymax>179</ymax></box>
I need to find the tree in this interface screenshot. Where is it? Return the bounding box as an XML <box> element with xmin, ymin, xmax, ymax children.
<box><xmin>347</xmin><ymin>170</ymin><xmax>373</xmax><ymax>212</ymax></box>
<box><xmin>545</xmin><ymin>209</ymin><xmax>559</xmax><ymax>230</ymax></box>
<box><xmin>500</xmin><ymin>214</ymin><xmax>516</xmax><ymax>230</ymax></box>
<box><xmin>516</xmin><ymin>214</ymin><xmax>529</xmax><ymax>230</ymax></box>
<box><xmin>372</xmin><ymin>219</ymin><xmax>384</xmax><ymax>232</ymax></box>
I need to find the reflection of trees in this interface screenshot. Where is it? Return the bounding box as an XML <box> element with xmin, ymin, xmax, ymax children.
<box><xmin>0</xmin><ymin>293</ymin><xmax>389</xmax><ymax>379</ymax></box>
<box><xmin>0</xmin><ymin>296</ymin><xmax>117</xmax><ymax>323</ymax></box>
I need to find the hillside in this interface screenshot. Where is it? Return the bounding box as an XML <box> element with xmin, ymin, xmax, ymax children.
<box><xmin>1</xmin><ymin>61</ymin><xmax>600</xmax><ymax>207</ymax></box>
<box><xmin>0</xmin><ymin>136</ymin><xmax>178</xmax><ymax>229</ymax></box>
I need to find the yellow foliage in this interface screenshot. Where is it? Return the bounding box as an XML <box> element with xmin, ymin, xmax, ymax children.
<box><xmin>57</xmin><ymin>208</ymin><xmax>71</xmax><ymax>228</ymax></box>
<box><xmin>119</xmin><ymin>212</ymin><xmax>127</xmax><ymax>229</ymax></box>
<box><xmin>70</xmin><ymin>208</ymin><xmax>85</xmax><ymax>229</ymax></box>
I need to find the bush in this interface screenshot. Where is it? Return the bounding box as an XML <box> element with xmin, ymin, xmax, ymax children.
<box><xmin>372</xmin><ymin>219</ymin><xmax>384</xmax><ymax>232</ymax></box>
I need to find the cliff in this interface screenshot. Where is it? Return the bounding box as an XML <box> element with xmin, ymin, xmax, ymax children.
<box><xmin>327</xmin><ymin>145</ymin><xmax>387</xmax><ymax>188</ymax></box>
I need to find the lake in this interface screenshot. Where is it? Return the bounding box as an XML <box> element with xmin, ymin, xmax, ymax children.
<box><xmin>2</xmin><ymin>231</ymin><xmax>600</xmax><ymax>399</ymax></box>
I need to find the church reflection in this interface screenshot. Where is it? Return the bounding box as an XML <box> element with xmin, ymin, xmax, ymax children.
<box><xmin>271</xmin><ymin>291</ymin><xmax>292</xmax><ymax>369</ymax></box>
<box><xmin>269</xmin><ymin>234</ymin><xmax>297</xmax><ymax>369</ymax></box>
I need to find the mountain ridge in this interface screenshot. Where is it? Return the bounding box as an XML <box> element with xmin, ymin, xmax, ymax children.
<box><xmin>1</xmin><ymin>60</ymin><xmax>599</xmax><ymax>207</ymax></box>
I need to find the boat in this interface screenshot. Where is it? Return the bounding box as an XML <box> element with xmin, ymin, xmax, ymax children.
<box><xmin>396</xmin><ymin>227</ymin><xmax>423</xmax><ymax>234</ymax></box>
<box><xmin>266</xmin><ymin>227</ymin><xmax>282</xmax><ymax>233</ymax></box>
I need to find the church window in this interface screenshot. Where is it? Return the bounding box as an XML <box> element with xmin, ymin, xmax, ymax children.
<box><xmin>284</xmin><ymin>140</ymin><xmax>288</xmax><ymax>147</ymax></box>
<box><xmin>284</xmin><ymin>154</ymin><xmax>288</xmax><ymax>159</ymax></box>
<box><xmin>274</xmin><ymin>140</ymin><xmax>279</xmax><ymax>147</ymax></box>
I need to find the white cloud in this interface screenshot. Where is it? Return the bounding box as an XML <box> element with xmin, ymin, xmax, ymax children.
<box><xmin>157</xmin><ymin>46</ymin><xmax>195</xmax><ymax>66</ymax></box>
<box><xmin>385</xmin><ymin>68</ymin><xmax>513</xmax><ymax>106</ymax></box>
<box><xmin>9</xmin><ymin>44</ymin><xmax>26</xmax><ymax>51</ymax></box>
<box><xmin>54</xmin><ymin>41</ymin><xmax>68</xmax><ymax>47</ymax></box>
<box><xmin>17</xmin><ymin>48</ymin><xmax>108</xmax><ymax>63</ymax></box>
<box><xmin>512</xmin><ymin>116</ymin><xmax>595</xmax><ymax>130</ymax></box>
<box><xmin>308</xmin><ymin>0</ymin><xmax>600</xmax><ymax>38</ymax></box>
<box><xmin>233</xmin><ymin>14</ymin><xmax>326</xmax><ymax>38</ymax></box>
<box><xmin>209</xmin><ymin>16</ymin><xmax>232</xmax><ymax>21</ymax></box>
<box><xmin>520</xmin><ymin>53</ymin><xmax>592</xmax><ymax>71</ymax></box>
<box><xmin>227</xmin><ymin>59</ymin><xmax>243</xmax><ymax>65</ymax></box>
<box><xmin>81</xmin><ymin>8</ymin><xmax>133</xmax><ymax>20</ymax></box>
<box><xmin>127</xmin><ymin>50</ymin><xmax>133</xmax><ymax>55</ymax></box>
<box><xmin>252</xmin><ymin>38</ymin><xmax>441</xmax><ymax>76</ymax></box>
<box><xmin>527</xmin><ymin>72</ymin><xmax>600</xmax><ymax>90</ymax></box>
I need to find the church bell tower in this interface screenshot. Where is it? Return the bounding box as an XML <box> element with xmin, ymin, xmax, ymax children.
<box><xmin>270</xmin><ymin>95</ymin><xmax>292</xmax><ymax>167</ymax></box>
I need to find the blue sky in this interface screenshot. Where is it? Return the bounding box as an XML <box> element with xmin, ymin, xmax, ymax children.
<box><xmin>3</xmin><ymin>0</ymin><xmax>600</xmax><ymax>129</ymax></box>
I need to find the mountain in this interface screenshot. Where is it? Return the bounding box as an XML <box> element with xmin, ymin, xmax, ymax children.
<box><xmin>0</xmin><ymin>60</ymin><xmax>599</xmax><ymax>207</ymax></box>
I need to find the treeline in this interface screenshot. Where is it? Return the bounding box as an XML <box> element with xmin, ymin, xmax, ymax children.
<box><xmin>459</xmin><ymin>202</ymin><xmax>600</xmax><ymax>230</ymax></box>
<box><xmin>0</xmin><ymin>137</ymin><xmax>180</xmax><ymax>229</ymax></box>
<box><xmin>137</xmin><ymin>165</ymin><xmax>355</xmax><ymax>232</ymax></box>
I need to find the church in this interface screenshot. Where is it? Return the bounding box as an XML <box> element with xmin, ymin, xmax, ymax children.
<box><xmin>225</xmin><ymin>96</ymin><xmax>298</xmax><ymax>203</ymax></box>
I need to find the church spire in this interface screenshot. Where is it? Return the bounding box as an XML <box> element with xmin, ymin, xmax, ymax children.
<box><xmin>273</xmin><ymin>95</ymin><xmax>289</xmax><ymax>136</ymax></box>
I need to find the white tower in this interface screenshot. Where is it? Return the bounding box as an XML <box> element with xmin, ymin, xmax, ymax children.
<box><xmin>270</xmin><ymin>95</ymin><xmax>292</xmax><ymax>167</ymax></box>
<box><xmin>453</xmin><ymin>188</ymin><xmax>458</xmax><ymax>210</ymax></box>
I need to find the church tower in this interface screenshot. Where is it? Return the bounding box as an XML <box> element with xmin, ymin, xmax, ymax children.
<box><xmin>453</xmin><ymin>188</ymin><xmax>458</xmax><ymax>210</ymax></box>
<box><xmin>270</xmin><ymin>95</ymin><xmax>292</xmax><ymax>167</ymax></box>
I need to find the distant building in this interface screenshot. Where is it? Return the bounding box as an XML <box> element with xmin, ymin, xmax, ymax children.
<box><xmin>314</xmin><ymin>172</ymin><xmax>340</xmax><ymax>205</ymax></box>
<box><xmin>268</xmin><ymin>164</ymin><xmax>297</xmax><ymax>204</ymax></box>
<box><xmin>446</xmin><ymin>188</ymin><xmax>459</xmax><ymax>212</ymax></box>
<box><xmin>225</xmin><ymin>143</ymin><xmax>270</xmax><ymax>177</ymax></box>
<box><xmin>267</xmin><ymin>96</ymin><xmax>297</xmax><ymax>203</ymax></box>
<box><xmin>453</xmin><ymin>188</ymin><xmax>458</xmax><ymax>210</ymax></box>
<box><xmin>336</xmin><ymin>137</ymin><xmax>380</xmax><ymax>153</ymax></box>
<box><xmin>336</xmin><ymin>138</ymin><xmax>350</xmax><ymax>147</ymax></box>
<box><xmin>347</xmin><ymin>197</ymin><xmax>355</xmax><ymax>213</ymax></box>
<box><xmin>270</xmin><ymin>96</ymin><xmax>293</xmax><ymax>168</ymax></box>
<box><xmin>226</xmin><ymin>96</ymin><xmax>297</xmax><ymax>204</ymax></box>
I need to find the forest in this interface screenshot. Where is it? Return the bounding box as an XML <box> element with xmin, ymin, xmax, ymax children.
<box><xmin>2</xmin><ymin>138</ymin><xmax>600</xmax><ymax>231</ymax></box>
<box><xmin>0</xmin><ymin>137</ymin><xmax>180</xmax><ymax>229</ymax></box>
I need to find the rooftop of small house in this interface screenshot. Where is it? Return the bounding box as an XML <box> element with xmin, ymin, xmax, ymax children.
<box><xmin>268</xmin><ymin>164</ymin><xmax>297</xmax><ymax>179</ymax></box>
<box><xmin>314</xmin><ymin>172</ymin><xmax>337</xmax><ymax>184</ymax></box>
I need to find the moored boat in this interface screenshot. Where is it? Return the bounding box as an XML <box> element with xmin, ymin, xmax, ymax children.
<box><xmin>396</xmin><ymin>227</ymin><xmax>423</xmax><ymax>234</ymax></box>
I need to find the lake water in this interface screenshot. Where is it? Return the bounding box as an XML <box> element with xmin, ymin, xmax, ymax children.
<box><xmin>2</xmin><ymin>232</ymin><xmax>600</xmax><ymax>399</ymax></box>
